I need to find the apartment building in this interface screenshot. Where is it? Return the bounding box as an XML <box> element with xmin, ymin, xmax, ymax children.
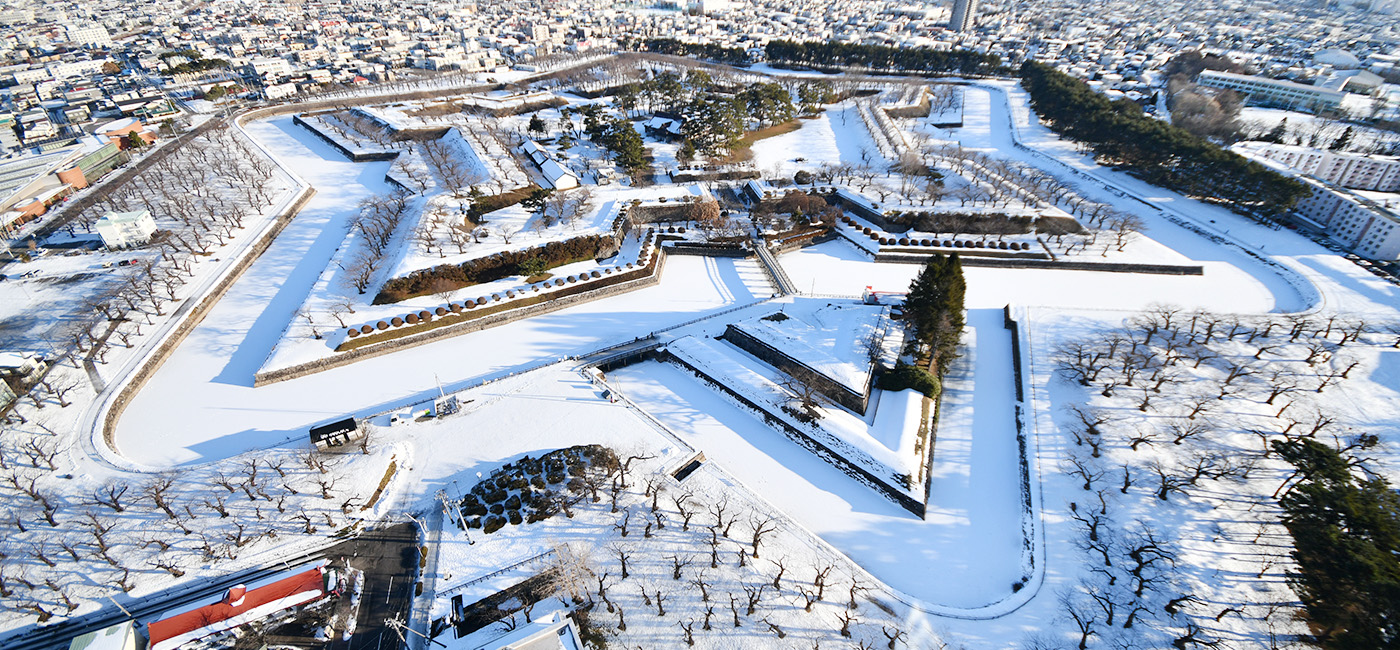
<box><xmin>1197</xmin><ymin>70</ymin><xmax>1347</xmax><ymax>111</ymax></box>
<box><xmin>1236</xmin><ymin>142</ymin><xmax>1400</xmax><ymax>192</ymax></box>
<box><xmin>1293</xmin><ymin>177</ymin><xmax>1400</xmax><ymax>261</ymax></box>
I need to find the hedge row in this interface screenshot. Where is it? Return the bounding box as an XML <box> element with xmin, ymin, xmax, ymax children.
<box><xmin>338</xmin><ymin>238</ymin><xmax>660</xmax><ymax>351</ymax></box>
<box><xmin>842</xmin><ymin>215</ymin><xmax>1032</xmax><ymax>250</ymax></box>
<box><xmin>466</xmin><ymin>184</ymin><xmax>539</xmax><ymax>224</ymax></box>
<box><xmin>375</xmin><ymin>234</ymin><xmax>618</xmax><ymax>304</ymax></box>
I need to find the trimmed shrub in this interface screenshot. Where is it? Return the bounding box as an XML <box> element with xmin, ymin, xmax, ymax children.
<box><xmin>391</xmin><ymin>317</ymin><xmax>405</xmax><ymax>327</ymax></box>
<box><xmin>504</xmin><ymin>494</ymin><xmax>522</xmax><ymax>510</ymax></box>
<box><xmin>877</xmin><ymin>363</ymin><xmax>941</xmax><ymax>398</ymax></box>
<box><xmin>489</xmin><ymin>502</ymin><xmax>504</xmax><ymax>515</ymax></box>
<box><xmin>507</xmin><ymin>509</ymin><xmax>523</xmax><ymax>525</ymax></box>
<box><xmin>483</xmin><ymin>515</ymin><xmax>506</xmax><ymax>534</ymax></box>
<box><xmin>361</xmin><ymin>324</ymin><xmax>374</xmax><ymax>334</ymax></box>
<box><xmin>405</xmin><ymin>313</ymin><xmax>419</xmax><ymax>324</ymax></box>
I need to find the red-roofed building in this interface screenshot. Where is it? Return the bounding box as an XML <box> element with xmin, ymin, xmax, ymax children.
<box><xmin>147</xmin><ymin>566</ymin><xmax>335</xmax><ymax>650</ymax></box>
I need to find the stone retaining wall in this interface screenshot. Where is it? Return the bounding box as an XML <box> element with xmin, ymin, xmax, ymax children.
<box><xmin>719</xmin><ymin>324</ymin><xmax>871</xmax><ymax>414</ymax></box>
<box><xmin>290</xmin><ymin>114</ymin><xmax>399</xmax><ymax>162</ymax></box>
<box><xmin>665</xmin><ymin>243</ymin><xmax>749</xmax><ymax>257</ymax></box>
<box><xmin>659</xmin><ymin>349</ymin><xmax>925</xmax><ymax>517</ymax></box>
<box><xmin>877</xmin><ymin>252</ymin><xmax>1205</xmax><ymax>275</ymax></box>
<box><xmin>252</xmin><ymin>251</ymin><xmax>670</xmax><ymax>386</ymax></box>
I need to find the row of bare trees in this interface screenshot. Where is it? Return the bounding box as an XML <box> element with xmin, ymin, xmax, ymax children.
<box><xmin>484</xmin><ymin>445</ymin><xmax>922</xmax><ymax>648</ymax></box>
<box><xmin>340</xmin><ymin>189</ymin><xmax>414</xmax><ymax>295</ymax></box>
<box><xmin>1047</xmin><ymin>305</ymin><xmax>1393</xmax><ymax>648</ymax></box>
<box><xmin>0</xmin><ymin>438</ymin><xmax>368</xmax><ymax>623</ymax></box>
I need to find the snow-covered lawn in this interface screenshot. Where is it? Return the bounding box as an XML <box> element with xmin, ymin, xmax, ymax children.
<box><xmin>662</xmin><ymin>334</ymin><xmax>923</xmax><ymax>495</ymax></box>
<box><xmin>117</xmin><ymin>211</ymin><xmax>769</xmax><ymax>467</ymax></box>
<box><xmin>12</xmin><ymin>63</ymin><xmax>1400</xmax><ymax>650</ymax></box>
<box><xmin>608</xmin><ymin>356</ymin><xmax>1023</xmax><ymax>611</ymax></box>
<box><xmin>750</xmin><ymin>104</ymin><xmax>883</xmax><ymax>178</ymax></box>
<box><xmin>781</xmin><ymin>239</ymin><xmax>1278</xmax><ymax>314</ymax></box>
<box><xmin>0</xmin><ymin>251</ymin><xmax>141</xmax><ymax>354</ymax></box>
<box><xmin>729</xmin><ymin>300</ymin><xmax>884</xmax><ymax>394</ymax></box>
<box><xmin>1238</xmin><ymin>106</ymin><xmax>1400</xmax><ymax>154</ymax></box>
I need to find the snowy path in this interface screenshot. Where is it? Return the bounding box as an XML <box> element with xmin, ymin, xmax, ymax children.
<box><xmin>965</xmin><ymin>82</ymin><xmax>1400</xmax><ymax>316</ymax></box>
<box><xmin>919</xmin><ymin>311</ymin><xmax>1024</xmax><ymax>604</ymax></box>
<box><xmin>112</xmin><ymin>119</ymin><xmax>769</xmax><ymax>468</ymax></box>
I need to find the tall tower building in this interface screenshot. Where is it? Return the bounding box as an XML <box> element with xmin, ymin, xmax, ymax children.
<box><xmin>950</xmin><ymin>0</ymin><xmax>978</xmax><ymax>31</ymax></box>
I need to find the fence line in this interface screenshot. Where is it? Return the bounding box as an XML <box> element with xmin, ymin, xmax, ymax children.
<box><xmin>436</xmin><ymin>550</ymin><xmax>558</xmax><ymax>601</ymax></box>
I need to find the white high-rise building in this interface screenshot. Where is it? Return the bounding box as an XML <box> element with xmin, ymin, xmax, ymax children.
<box><xmin>64</xmin><ymin>24</ymin><xmax>112</xmax><ymax>47</ymax></box>
<box><xmin>1291</xmin><ymin>178</ymin><xmax>1400</xmax><ymax>261</ymax></box>
<box><xmin>950</xmin><ymin>0</ymin><xmax>978</xmax><ymax>32</ymax></box>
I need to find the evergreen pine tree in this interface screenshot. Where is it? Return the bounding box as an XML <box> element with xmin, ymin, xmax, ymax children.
<box><xmin>528</xmin><ymin>114</ymin><xmax>548</xmax><ymax>137</ymax></box>
<box><xmin>901</xmin><ymin>254</ymin><xmax>965</xmax><ymax>374</ymax></box>
<box><xmin>903</xmin><ymin>255</ymin><xmax>943</xmax><ymax>352</ymax></box>
<box><xmin>1276</xmin><ymin>438</ymin><xmax>1400</xmax><ymax>649</ymax></box>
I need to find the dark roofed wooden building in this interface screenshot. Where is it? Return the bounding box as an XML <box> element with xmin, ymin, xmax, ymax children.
<box><xmin>309</xmin><ymin>417</ymin><xmax>361</xmax><ymax>451</ymax></box>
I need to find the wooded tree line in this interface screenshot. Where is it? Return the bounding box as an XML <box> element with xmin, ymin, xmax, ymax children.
<box><xmin>1020</xmin><ymin>61</ymin><xmax>1309</xmax><ymax>220</ymax></box>
<box><xmin>764</xmin><ymin>40</ymin><xmax>1004</xmax><ymax>77</ymax></box>
<box><xmin>627</xmin><ymin>37</ymin><xmax>749</xmax><ymax>65</ymax></box>
<box><xmin>573</xmin><ymin>104</ymin><xmax>649</xmax><ymax>174</ymax></box>
<box><xmin>1276</xmin><ymin>438</ymin><xmax>1400</xmax><ymax>650</ymax></box>
<box><xmin>680</xmin><ymin>83</ymin><xmax>795</xmax><ymax>157</ymax></box>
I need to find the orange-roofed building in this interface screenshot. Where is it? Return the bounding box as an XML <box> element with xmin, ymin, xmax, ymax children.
<box><xmin>94</xmin><ymin>118</ymin><xmax>157</xmax><ymax>149</ymax></box>
<box><xmin>146</xmin><ymin>566</ymin><xmax>334</xmax><ymax>650</ymax></box>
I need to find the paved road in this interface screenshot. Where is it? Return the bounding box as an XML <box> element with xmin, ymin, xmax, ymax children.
<box><xmin>331</xmin><ymin>522</ymin><xmax>420</xmax><ymax>650</ymax></box>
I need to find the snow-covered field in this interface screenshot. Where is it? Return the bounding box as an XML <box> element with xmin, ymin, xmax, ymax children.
<box><xmin>751</xmin><ymin>104</ymin><xmax>882</xmax><ymax>179</ymax></box>
<box><xmin>7</xmin><ymin>64</ymin><xmax>1400</xmax><ymax>650</ymax></box>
